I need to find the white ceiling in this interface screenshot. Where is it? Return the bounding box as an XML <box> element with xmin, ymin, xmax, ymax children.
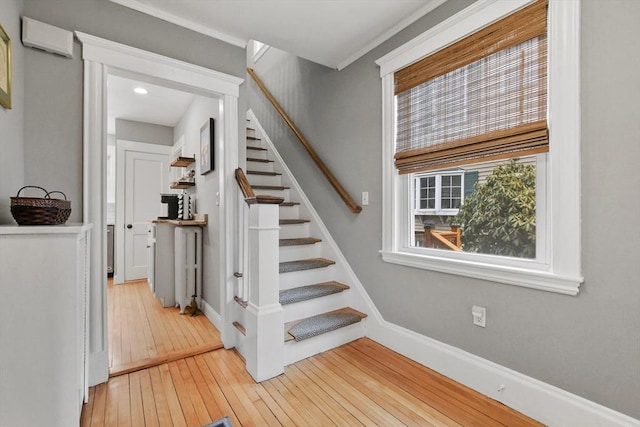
<box><xmin>107</xmin><ymin>0</ymin><xmax>447</xmax><ymax>135</ymax></box>
<box><xmin>107</xmin><ymin>75</ymin><xmax>196</xmax><ymax>135</ymax></box>
<box><xmin>110</xmin><ymin>0</ymin><xmax>447</xmax><ymax>70</ymax></box>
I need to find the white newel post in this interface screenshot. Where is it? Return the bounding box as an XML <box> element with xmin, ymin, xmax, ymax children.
<box><xmin>245</xmin><ymin>203</ymin><xmax>284</xmax><ymax>382</ymax></box>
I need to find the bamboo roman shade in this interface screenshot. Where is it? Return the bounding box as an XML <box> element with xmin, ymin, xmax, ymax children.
<box><xmin>394</xmin><ymin>0</ymin><xmax>548</xmax><ymax>174</ymax></box>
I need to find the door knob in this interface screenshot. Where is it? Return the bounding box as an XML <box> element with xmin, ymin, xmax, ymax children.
<box><xmin>127</xmin><ymin>224</ymin><xmax>133</xmax><ymax>229</ymax></box>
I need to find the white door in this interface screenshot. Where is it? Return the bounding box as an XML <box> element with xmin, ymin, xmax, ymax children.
<box><xmin>117</xmin><ymin>141</ymin><xmax>171</xmax><ymax>282</ymax></box>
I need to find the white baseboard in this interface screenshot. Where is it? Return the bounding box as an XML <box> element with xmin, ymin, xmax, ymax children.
<box><xmin>367</xmin><ymin>318</ymin><xmax>640</xmax><ymax>427</ymax></box>
<box><xmin>201</xmin><ymin>299</ymin><xmax>223</xmax><ymax>334</ymax></box>
<box><xmin>88</xmin><ymin>350</ymin><xmax>109</xmax><ymax>387</ymax></box>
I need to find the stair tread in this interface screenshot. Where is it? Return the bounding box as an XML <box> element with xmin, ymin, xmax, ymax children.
<box><xmin>279</xmin><ymin>219</ymin><xmax>310</xmax><ymax>225</ymax></box>
<box><xmin>280</xmin><ymin>237</ymin><xmax>321</xmax><ymax>246</ymax></box>
<box><xmin>247</xmin><ymin>136</ymin><xmax>261</xmax><ymax>141</ymax></box>
<box><xmin>247</xmin><ymin>170</ymin><xmax>281</xmax><ymax>176</ymax></box>
<box><xmin>284</xmin><ymin>307</ymin><xmax>366</xmax><ymax>342</ymax></box>
<box><xmin>252</xmin><ymin>184</ymin><xmax>290</xmax><ymax>190</ymax></box>
<box><xmin>279</xmin><ymin>258</ymin><xmax>335</xmax><ymax>273</ymax></box>
<box><xmin>247</xmin><ymin>146</ymin><xmax>267</xmax><ymax>151</ymax></box>
<box><xmin>247</xmin><ymin>157</ymin><xmax>273</xmax><ymax>163</ymax></box>
<box><xmin>280</xmin><ymin>281</ymin><xmax>349</xmax><ymax>305</ymax></box>
<box><xmin>280</xmin><ymin>202</ymin><xmax>301</xmax><ymax>207</ymax></box>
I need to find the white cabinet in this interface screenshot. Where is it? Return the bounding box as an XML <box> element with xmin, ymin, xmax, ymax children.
<box><xmin>0</xmin><ymin>224</ymin><xmax>91</xmax><ymax>427</ymax></box>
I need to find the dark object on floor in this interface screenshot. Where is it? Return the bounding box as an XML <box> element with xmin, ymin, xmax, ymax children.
<box><xmin>202</xmin><ymin>415</ymin><xmax>233</xmax><ymax>427</ymax></box>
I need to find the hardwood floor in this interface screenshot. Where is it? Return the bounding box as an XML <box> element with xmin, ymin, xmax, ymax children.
<box><xmin>90</xmin><ymin>280</ymin><xmax>542</xmax><ymax>426</ymax></box>
<box><xmin>108</xmin><ymin>279</ymin><xmax>223</xmax><ymax>376</ymax></box>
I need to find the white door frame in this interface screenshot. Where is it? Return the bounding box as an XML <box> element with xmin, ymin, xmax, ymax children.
<box><xmin>76</xmin><ymin>32</ymin><xmax>243</xmax><ymax>385</ymax></box>
<box><xmin>114</xmin><ymin>140</ymin><xmax>171</xmax><ymax>284</ymax></box>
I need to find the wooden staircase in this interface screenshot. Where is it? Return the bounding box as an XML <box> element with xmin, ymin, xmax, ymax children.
<box><xmin>235</xmin><ymin>114</ymin><xmax>367</xmax><ymax>369</ymax></box>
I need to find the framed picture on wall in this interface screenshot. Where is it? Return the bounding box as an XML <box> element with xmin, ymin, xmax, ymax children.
<box><xmin>0</xmin><ymin>23</ymin><xmax>12</xmax><ymax>109</ymax></box>
<box><xmin>200</xmin><ymin>117</ymin><xmax>214</xmax><ymax>175</ymax></box>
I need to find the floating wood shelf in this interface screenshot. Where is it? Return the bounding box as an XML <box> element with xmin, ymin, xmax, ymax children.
<box><xmin>170</xmin><ymin>181</ymin><xmax>196</xmax><ymax>189</ymax></box>
<box><xmin>171</xmin><ymin>156</ymin><xmax>195</xmax><ymax>167</ymax></box>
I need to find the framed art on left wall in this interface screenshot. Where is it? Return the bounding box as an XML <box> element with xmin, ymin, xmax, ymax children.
<box><xmin>0</xmin><ymin>23</ymin><xmax>11</xmax><ymax>110</ymax></box>
<box><xmin>200</xmin><ymin>117</ymin><xmax>215</xmax><ymax>175</ymax></box>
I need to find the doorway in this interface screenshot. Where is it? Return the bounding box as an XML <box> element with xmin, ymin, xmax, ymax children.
<box><xmin>78</xmin><ymin>32</ymin><xmax>243</xmax><ymax>385</ymax></box>
<box><xmin>106</xmin><ymin>77</ymin><xmax>220</xmax><ymax>374</ymax></box>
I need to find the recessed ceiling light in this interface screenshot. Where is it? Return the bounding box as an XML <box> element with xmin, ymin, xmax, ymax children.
<box><xmin>133</xmin><ymin>87</ymin><xmax>148</xmax><ymax>95</ymax></box>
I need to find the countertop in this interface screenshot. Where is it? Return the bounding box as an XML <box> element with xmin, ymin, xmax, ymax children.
<box><xmin>152</xmin><ymin>213</ymin><xmax>207</xmax><ymax>226</ymax></box>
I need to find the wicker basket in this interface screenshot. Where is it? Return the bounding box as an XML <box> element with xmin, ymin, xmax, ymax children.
<box><xmin>10</xmin><ymin>186</ymin><xmax>72</xmax><ymax>225</ymax></box>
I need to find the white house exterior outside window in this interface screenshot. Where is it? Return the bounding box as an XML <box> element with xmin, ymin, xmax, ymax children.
<box><xmin>376</xmin><ymin>0</ymin><xmax>583</xmax><ymax>295</ymax></box>
<box><xmin>414</xmin><ymin>172</ymin><xmax>464</xmax><ymax>215</ymax></box>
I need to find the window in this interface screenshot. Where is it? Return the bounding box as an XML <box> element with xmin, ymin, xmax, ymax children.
<box><xmin>376</xmin><ymin>0</ymin><xmax>582</xmax><ymax>294</ymax></box>
<box><xmin>414</xmin><ymin>171</ymin><xmax>464</xmax><ymax>215</ymax></box>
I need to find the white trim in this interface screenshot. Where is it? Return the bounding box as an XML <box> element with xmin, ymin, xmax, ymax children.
<box><xmin>108</xmin><ymin>0</ymin><xmax>247</xmax><ymax>48</ymax></box>
<box><xmin>77</xmin><ymin>32</ymin><xmax>242</xmax><ymax>385</ymax></box>
<box><xmin>376</xmin><ymin>0</ymin><xmax>583</xmax><ymax>294</ymax></box>
<box><xmin>75</xmin><ymin>32</ymin><xmax>244</xmax><ymax>98</ymax></box>
<box><xmin>367</xmin><ymin>319</ymin><xmax>640</xmax><ymax>427</ymax></box>
<box><xmin>251</xmin><ymin>40</ymin><xmax>270</xmax><ymax>64</ymax></box>
<box><xmin>201</xmin><ymin>299</ymin><xmax>224</xmax><ymax>333</ymax></box>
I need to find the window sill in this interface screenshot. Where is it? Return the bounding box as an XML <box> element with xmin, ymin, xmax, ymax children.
<box><xmin>380</xmin><ymin>250</ymin><xmax>583</xmax><ymax>295</ymax></box>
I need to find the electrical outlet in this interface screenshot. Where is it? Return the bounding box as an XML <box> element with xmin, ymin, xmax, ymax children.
<box><xmin>472</xmin><ymin>305</ymin><xmax>486</xmax><ymax>327</ymax></box>
<box><xmin>362</xmin><ymin>191</ymin><xmax>369</xmax><ymax>206</ymax></box>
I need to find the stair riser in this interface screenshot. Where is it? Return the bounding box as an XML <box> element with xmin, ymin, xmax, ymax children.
<box><xmin>278</xmin><ymin>205</ymin><xmax>300</xmax><ymax>220</ymax></box>
<box><xmin>248</xmin><ymin>174</ymin><xmax>282</xmax><ymax>187</ymax></box>
<box><xmin>279</xmin><ymin>265</ymin><xmax>337</xmax><ymax>290</ymax></box>
<box><xmin>253</xmin><ymin>188</ymin><xmax>290</xmax><ymax>199</ymax></box>
<box><xmin>284</xmin><ymin>321</ymin><xmax>365</xmax><ymax>366</ymax></box>
<box><xmin>278</xmin><ymin>222</ymin><xmax>309</xmax><ymax>239</ymax></box>
<box><xmin>246</xmin><ymin>149</ymin><xmax>268</xmax><ymax>160</ymax></box>
<box><xmin>246</xmin><ymin>160</ymin><xmax>274</xmax><ymax>173</ymax></box>
<box><xmin>279</xmin><ymin>244</ymin><xmax>322</xmax><ymax>262</ymax></box>
<box><xmin>282</xmin><ymin>291</ymin><xmax>349</xmax><ymax>323</ymax></box>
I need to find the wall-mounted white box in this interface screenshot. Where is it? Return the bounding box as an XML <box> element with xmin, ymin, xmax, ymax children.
<box><xmin>22</xmin><ymin>17</ymin><xmax>73</xmax><ymax>58</ymax></box>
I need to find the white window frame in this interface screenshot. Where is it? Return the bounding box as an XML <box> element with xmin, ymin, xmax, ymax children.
<box><xmin>376</xmin><ymin>0</ymin><xmax>583</xmax><ymax>295</ymax></box>
<box><xmin>414</xmin><ymin>171</ymin><xmax>464</xmax><ymax>216</ymax></box>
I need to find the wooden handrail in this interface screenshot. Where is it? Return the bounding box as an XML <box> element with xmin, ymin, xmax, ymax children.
<box><xmin>235</xmin><ymin>167</ymin><xmax>285</xmax><ymax>205</ymax></box>
<box><xmin>235</xmin><ymin>168</ymin><xmax>257</xmax><ymax>205</ymax></box>
<box><xmin>247</xmin><ymin>68</ymin><xmax>362</xmax><ymax>214</ymax></box>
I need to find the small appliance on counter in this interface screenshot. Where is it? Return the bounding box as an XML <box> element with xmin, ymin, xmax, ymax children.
<box><xmin>177</xmin><ymin>194</ymin><xmax>193</xmax><ymax>220</ymax></box>
<box><xmin>159</xmin><ymin>194</ymin><xmax>178</xmax><ymax>220</ymax></box>
<box><xmin>159</xmin><ymin>193</ymin><xmax>193</xmax><ymax>220</ymax></box>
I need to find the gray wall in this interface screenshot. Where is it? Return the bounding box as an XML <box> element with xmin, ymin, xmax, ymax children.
<box><xmin>172</xmin><ymin>95</ymin><xmax>223</xmax><ymax>313</ymax></box>
<box><xmin>115</xmin><ymin>119</ymin><xmax>174</xmax><ymax>146</ymax></box>
<box><xmin>0</xmin><ymin>0</ymin><xmax>24</xmax><ymax>224</ymax></box>
<box><xmin>22</xmin><ymin>0</ymin><xmax>246</xmax><ymax>222</ymax></box>
<box><xmin>249</xmin><ymin>0</ymin><xmax>640</xmax><ymax>419</ymax></box>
